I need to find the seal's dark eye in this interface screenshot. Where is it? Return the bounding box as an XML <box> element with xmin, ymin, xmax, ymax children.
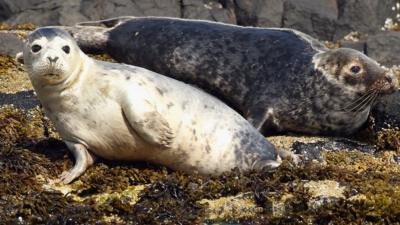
<box><xmin>350</xmin><ymin>66</ymin><xmax>361</xmax><ymax>74</ymax></box>
<box><xmin>62</xmin><ymin>45</ymin><xmax>70</xmax><ymax>54</ymax></box>
<box><xmin>31</xmin><ymin>44</ymin><xmax>41</xmax><ymax>53</ymax></box>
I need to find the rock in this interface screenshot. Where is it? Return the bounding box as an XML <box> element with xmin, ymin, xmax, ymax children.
<box><xmin>291</xmin><ymin>141</ymin><xmax>325</xmax><ymax>162</ymax></box>
<box><xmin>0</xmin><ymin>91</ymin><xmax>40</xmax><ymax>110</ymax></box>
<box><xmin>282</xmin><ymin>0</ymin><xmax>338</xmax><ymax>41</ymax></box>
<box><xmin>5</xmin><ymin>0</ymin><xmax>88</xmax><ymax>26</ymax></box>
<box><xmin>199</xmin><ymin>192</ymin><xmax>263</xmax><ymax>220</ymax></box>
<box><xmin>303</xmin><ymin>180</ymin><xmax>345</xmax><ymax>210</ymax></box>
<box><xmin>0</xmin><ymin>0</ymin><xmax>13</xmax><ymax>21</ymax></box>
<box><xmin>182</xmin><ymin>0</ymin><xmax>236</xmax><ymax>24</ymax></box>
<box><xmin>366</xmin><ymin>31</ymin><xmax>400</xmax><ymax>67</ymax></box>
<box><xmin>340</xmin><ymin>41</ymin><xmax>366</xmax><ymax>54</ymax></box>
<box><xmin>292</xmin><ymin>139</ymin><xmax>377</xmax><ymax>162</ymax></box>
<box><xmin>2</xmin><ymin>0</ymin><xmax>181</xmax><ymax>26</ymax></box>
<box><xmin>372</xmin><ymin>90</ymin><xmax>400</xmax><ymax>130</ymax></box>
<box><xmin>335</xmin><ymin>0</ymin><xmax>397</xmax><ymax>40</ymax></box>
<box><xmin>81</xmin><ymin>0</ymin><xmax>181</xmax><ymax>21</ymax></box>
<box><xmin>234</xmin><ymin>0</ymin><xmax>284</xmax><ymax>27</ymax></box>
<box><xmin>0</xmin><ymin>32</ymin><xmax>24</xmax><ymax>56</ymax></box>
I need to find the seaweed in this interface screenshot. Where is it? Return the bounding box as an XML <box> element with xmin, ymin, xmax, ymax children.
<box><xmin>0</xmin><ymin>23</ymin><xmax>36</xmax><ymax>31</ymax></box>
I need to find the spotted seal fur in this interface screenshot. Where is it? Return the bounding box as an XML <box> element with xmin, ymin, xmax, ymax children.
<box><xmin>16</xmin><ymin>27</ymin><xmax>281</xmax><ymax>184</ymax></box>
<box><xmin>62</xmin><ymin>17</ymin><xmax>398</xmax><ymax>135</ymax></box>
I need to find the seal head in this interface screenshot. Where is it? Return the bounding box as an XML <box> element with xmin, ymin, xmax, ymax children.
<box><xmin>20</xmin><ymin>28</ymin><xmax>84</xmax><ymax>87</ymax></box>
<box><xmin>314</xmin><ymin>48</ymin><xmax>397</xmax><ymax>96</ymax></box>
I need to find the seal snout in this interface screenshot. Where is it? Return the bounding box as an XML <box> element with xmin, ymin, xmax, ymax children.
<box><xmin>375</xmin><ymin>71</ymin><xmax>399</xmax><ymax>94</ymax></box>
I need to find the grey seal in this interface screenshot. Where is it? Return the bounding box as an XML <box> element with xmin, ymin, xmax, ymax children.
<box><xmin>16</xmin><ymin>27</ymin><xmax>280</xmax><ymax>184</ymax></box>
<box><xmin>62</xmin><ymin>17</ymin><xmax>398</xmax><ymax>135</ymax></box>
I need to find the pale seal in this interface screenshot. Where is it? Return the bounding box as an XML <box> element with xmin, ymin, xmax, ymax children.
<box><xmin>17</xmin><ymin>27</ymin><xmax>280</xmax><ymax>184</ymax></box>
<box><xmin>62</xmin><ymin>17</ymin><xmax>398</xmax><ymax>135</ymax></box>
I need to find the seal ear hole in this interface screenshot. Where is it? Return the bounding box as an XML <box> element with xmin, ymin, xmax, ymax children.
<box><xmin>31</xmin><ymin>44</ymin><xmax>42</xmax><ymax>53</ymax></box>
<box><xmin>62</xmin><ymin>45</ymin><xmax>70</xmax><ymax>54</ymax></box>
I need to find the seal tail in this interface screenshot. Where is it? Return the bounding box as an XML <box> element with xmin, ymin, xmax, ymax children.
<box><xmin>52</xmin><ymin>25</ymin><xmax>110</xmax><ymax>55</ymax></box>
<box><xmin>76</xmin><ymin>16</ymin><xmax>136</xmax><ymax>28</ymax></box>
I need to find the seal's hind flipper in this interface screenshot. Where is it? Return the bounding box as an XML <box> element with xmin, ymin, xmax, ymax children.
<box><xmin>16</xmin><ymin>52</ymin><xmax>24</xmax><ymax>64</ymax></box>
<box><xmin>76</xmin><ymin>16</ymin><xmax>136</xmax><ymax>28</ymax></box>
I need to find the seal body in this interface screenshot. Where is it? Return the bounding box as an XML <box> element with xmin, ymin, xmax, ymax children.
<box><xmin>66</xmin><ymin>17</ymin><xmax>398</xmax><ymax>135</ymax></box>
<box><xmin>19</xmin><ymin>27</ymin><xmax>279</xmax><ymax>184</ymax></box>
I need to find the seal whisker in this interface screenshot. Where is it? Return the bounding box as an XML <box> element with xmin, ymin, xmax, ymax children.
<box><xmin>355</xmin><ymin>92</ymin><xmax>379</xmax><ymax>112</ymax></box>
<box><xmin>344</xmin><ymin>90</ymin><xmax>378</xmax><ymax>112</ymax></box>
<box><xmin>339</xmin><ymin>90</ymin><xmax>375</xmax><ymax>112</ymax></box>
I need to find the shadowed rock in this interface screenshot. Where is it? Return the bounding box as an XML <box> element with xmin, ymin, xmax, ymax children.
<box><xmin>0</xmin><ymin>90</ymin><xmax>40</xmax><ymax>110</ymax></box>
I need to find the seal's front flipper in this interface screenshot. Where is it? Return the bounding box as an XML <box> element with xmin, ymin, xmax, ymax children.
<box><xmin>59</xmin><ymin>141</ymin><xmax>96</xmax><ymax>184</ymax></box>
<box><xmin>122</xmin><ymin>96</ymin><xmax>174</xmax><ymax>149</ymax></box>
<box><xmin>76</xmin><ymin>16</ymin><xmax>136</xmax><ymax>28</ymax></box>
<box><xmin>276</xmin><ymin>149</ymin><xmax>301</xmax><ymax>165</ymax></box>
<box><xmin>247</xmin><ymin>108</ymin><xmax>279</xmax><ymax>135</ymax></box>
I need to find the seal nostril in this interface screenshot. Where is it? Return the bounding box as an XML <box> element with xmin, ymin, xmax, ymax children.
<box><xmin>47</xmin><ymin>56</ymin><xmax>59</xmax><ymax>63</ymax></box>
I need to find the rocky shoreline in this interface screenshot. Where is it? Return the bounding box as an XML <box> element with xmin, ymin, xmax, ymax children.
<box><xmin>1</xmin><ymin>1</ymin><xmax>400</xmax><ymax>223</ymax></box>
<box><xmin>1</xmin><ymin>42</ymin><xmax>400</xmax><ymax>223</ymax></box>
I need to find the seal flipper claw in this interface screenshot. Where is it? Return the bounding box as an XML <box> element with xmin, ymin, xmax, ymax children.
<box><xmin>59</xmin><ymin>142</ymin><xmax>96</xmax><ymax>184</ymax></box>
<box><xmin>276</xmin><ymin>149</ymin><xmax>301</xmax><ymax>165</ymax></box>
